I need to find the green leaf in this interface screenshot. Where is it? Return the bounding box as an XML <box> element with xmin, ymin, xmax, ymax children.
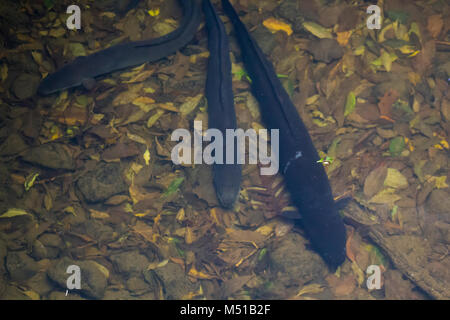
<box><xmin>163</xmin><ymin>177</ymin><xmax>184</xmax><ymax>197</ymax></box>
<box><xmin>44</xmin><ymin>0</ymin><xmax>55</xmax><ymax>9</ymax></box>
<box><xmin>24</xmin><ymin>172</ymin><xmax>39</xmax><ymax>191</ymax></box>
<box><xmin>344</xmin><ymin>91</ymin><xmax>356</xmax><ymax>117</ymax></box>
<box><xmin>386</xmin><ymin>10</ymin><xmax>409</xmax><ymax>24</ymax></box>
<box><xmin>389</xmin><ymin>136</ymin><xmax>405</xmax><ymax>156</ymax></box>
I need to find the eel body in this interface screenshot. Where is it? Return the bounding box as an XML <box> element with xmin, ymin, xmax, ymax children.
<box><xmin>221</xmin><ymin>0</ymin><xmax>346</xmax><ymax>270</ymax></box>
<box><xmin>38</xmin><ymin>0</ymin><xmax>201</xmax><ymax>95</ymax></box>
<box><xmin>202</xmin><ymin>0</ymin><xmax>241</xmax><ymax>208</ymax></box>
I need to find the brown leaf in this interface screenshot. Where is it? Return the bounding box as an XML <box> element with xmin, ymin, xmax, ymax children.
<box><xmin>326</xmin><ymin>274</ymin><xmax>356</xmax><ymax>297</ymax></box>
<box><xmin>102</xmin><ymin>142</ymin><xmax>140</xmax><ymax>161</ymax></box>
<box><xmin>427</xmin><ymin>15</ymin><xmax>443</xmax><ymax>39</ymax></box>
<box><xmin>412</xmin><ymin>40</ymin><xmax>436</xmax><ymax>75</ymax></box>
<box><xmin>131</xmin><ymin>220</ymin><xmax>154</xmax><ymax>243</ymax></box>
<box><xmin>377</xmin><ymin>89</ymin><xmax>398</xmax><ymax>121</ymax></box>
<box><xmin>363</xmin><ymin>165</ymin><xmax>388</xmax><ymax>198</ymax></box>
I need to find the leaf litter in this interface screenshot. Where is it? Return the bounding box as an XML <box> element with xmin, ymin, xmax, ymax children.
<box><xmin>0</xmin><ymin>0</ymin><xmax>449</xmax><ymax>300</ymax></box>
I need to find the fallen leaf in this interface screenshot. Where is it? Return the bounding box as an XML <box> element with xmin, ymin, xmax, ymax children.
<box><xmin>263</xmin><ymin>17</ymin><xmax>293</xmax><ymax>36</ymax></box>
<box><xmin>303</xmin><ymin>21</ymin><xmax>333</xmax><ymax>39</ymax></box>
<box><xmin>427</xmin><ymin>14</ymin><xmax>443</xmax><ymax>39</ymax></box>
<box><xmin>0</xmin><ymin>208</ymin><xmax>30</xmax><ymax>218</ymax></box>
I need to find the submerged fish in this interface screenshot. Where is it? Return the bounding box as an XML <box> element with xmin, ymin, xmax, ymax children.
<box><xmin>221</xmin><ymin>0</ymin><xmax>347</xmax><ymax>270</ymax></box>
<box><xmin>38</xmin><ymin>0</ymin><xmax>201</xmax><ymax>95</ymax></box>
<box><xmin>203</xmin><ymin>0</ymin><xmax>242</xmax><ymax>208</ymax></box>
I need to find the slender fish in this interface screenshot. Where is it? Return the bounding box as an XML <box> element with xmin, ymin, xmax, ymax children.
<box><xmin>221</xmin><ymin>0</ymin><xmax>346</xmax><ymax>270</ymax></box>
<box><xmin>38</xmin><ymin>0</ymin><xmax>201</xmax><ymax>95</ymax></box>
<box><xmin>203</xmin><ymin>0</ymin><xmax>241</xmax><ymax>208</ymax></box>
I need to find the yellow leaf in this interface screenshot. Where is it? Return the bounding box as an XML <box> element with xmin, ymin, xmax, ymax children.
<box><xmin>31</xmin><ymin>51</ymin><xmax>43</xmax><ymax>65</ymax></box>
<box><xmin>408</xmin><ymin>50</ymin><xmax>420</xmax><ymax>58</ymax></box>
<box><xmin>263</xmin><ymin>17</ymin><xmax>293</xmax><ymax>36</ymax></box>
<box><xmin>44</xmin><ymin>193</ymin><xmax>53</xmax><ymax>211</ymax></box>
<box><xmin>157</xmin><ymin>102</ymin><xmax>178</xmax><ymax>112</ymax></box>
<box><xmin>380</xmin><ymin>50</ymin><xmax>393</xmax><ymax>72</ymax></box>
<box><xmin>132</xmin><ymin>96</ymin><xmax>156</xmax><ymax>112</ymax></box>
<box><xmin>426</xmin><ymin>175</ymin><xmax>448</xmax><ymax>189</ymax></box>
<box><xmin>147</xmin><ymin>259</ymin><xmax>169</xmax><ymax>270</ymax></box>
<box><xmin>336</xmin><ymin>30</ymin><xmax>352</xmax><ymax>46</ymax></box>
<box><xmin>0</xmin><ymin>208</ymin><xmax>30</xmax><ymax>218</ymax></box>
<box><xmin>147</xmin><ymin>109</ymin><xmax>165</xmax><ymax>128</ymax></box>
<box><xmin>126</xmin><ymin>132</ymin><xmax>148</xmax><ymax>146</ymax></box>
<box><xmin>100</xmin><ymin>12</ymin><xmax>116</xmax><ymax>18</ymax></box>
<box><xmin>49</xmin><ymin>28</ymin><xmax>66</xmax><ymax>38</ymax></box>
<box><xmin>91</xmin><ymin>261</ymin><xmax>110</xmax><ymax>279</ymax></box>
<box><xmin>296</xmin><ymin>283</ymin><xmax>324</xmax><ymax>297</ymax></box>
<box><xmin>351</xmin><ymin>261</ymin><xmax>365</xmax><ymax>286</ymax></box>
<box><xmin>179</xmin><ymin>94</ymin><xmax>203</xmax><ymax>116</ymax></box>
<box><xmin>0</xmin><ymin>64</ymin><xmax>8</xmax><ymax>83</ymax></box>
<box><xmin>89</xmin><ymin>209</ymin><xmax>110</xmax><ymax>219</ymax></box>
<box><xmin>123</xmin><ymin>69</ymin><xmax>155</xmax><ymax>83</ymax></box>
<box><xmin>176</xmin><ymin>208</ymin><xmax>185</xmax><ymax>223</ymax></box>
<box><xmin>255</xmin><ymin>224</ymin><xmax>273</xmax><ymax>237</ymax></box>
<box><xmin>64</xmin><ymin>206</ymin><xmax>77</xmax><ymax>216</ymax></box>
<box><xmin>303</xmin><ymin>21</ymin><xmax>333</xmax><ymax>39</ymax></box>
<box><xmin>408</xmin><ymin>72</ymin><xmax>421</xmax><ymax>86</ymax></box>
<box><xmin>378</xmin><ymin>23</ymin><xmax>393</xmax><ymax>43</ymax></box>
<box><xmin>185</xmin><ymin>226</ymin><xmax>194</xmax><ymax>244</ymax></box>
<box><xmin>23</xmin><ymin>290</ymin><xmax>40</xmax><ymax>300</ymax></box>
<box><xmin>439</xmin><ymin>139</ymin><xmax>449</xmax><ymax>149</ymax></box>
<box><xmin>353</xmin><ymin>45</ymin><xmax>365</xmax><ymax>56</ymax></box>
<box><xmin>148</xmin><ymin>8</ymin><xmax>160</xmax><ymax>17</ymax></box>
<box><xmin>143</xmin><ymin>148</ymin><xmax>151</xmax><ymax>166</ymax></box>
<box><xmin>24</xmin><ymin>172</ymin><xmax>39</xmax><ymax>191</ymax></box>
<box><xmin>399</xmin><ymin>45</ymin><xmax>416</xmax><ymax>55</ymax></box>
<box><xmin>188</xmin><ymin>266</ymin><xmax>215</xmax><ymax>279</ymax></box>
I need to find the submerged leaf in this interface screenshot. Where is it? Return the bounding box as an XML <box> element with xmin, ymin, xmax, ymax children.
<box><xmin>344</xmin><ymin>92</ymin><xmax>356</xmax><ymax>117</ymax></box>
<box><xmin>389</xmin><ymin>136</ymin><xmax>405</xmax><ymax>156</ymax></box>
<box><xmin>303</xmin><ymin>21</ymin><xmax>333</xmax><ymax>39</ymax></box>
<box><xmin>0</xmin><ymin>208</ymin><xmax>30</xmax><ymax>218</ymax></box>
<box><xmin>163</xmin><ymin>177</ymin><xmax>185</xmax><ymax>197</ymax></box>
<box><xmin>263</xmin><ymin>17</ymin><xmax>293</xmax><ymax>36</ymax></box>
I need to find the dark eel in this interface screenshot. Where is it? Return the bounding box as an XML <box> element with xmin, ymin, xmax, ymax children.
<box><xmin>202</xmin><ymin>0</ymin><xmax>241</xmax><ymax>208</ymax></box>
<box><xmin>38</xmin><ymin>0</ymin><xmax>201</xmax><ymax>95</ymax></box>
<box><xmin>221</xmin><ymin>0</ymin><xmax>346</xmax><ymax>270</ymax></box>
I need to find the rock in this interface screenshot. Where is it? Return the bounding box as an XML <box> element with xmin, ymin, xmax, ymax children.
<box><xmin>77</xmin><ymin>162</ymin><xmax>128</xmax><ymax>202</ymax></box>
<box><xmin>276</xmin><ymin>0</ymin><xmax>304</xmax><ymax>33</ymax></box>
<box><xmin>307</xmin><ymin>39</ymin><xmax>343</xmax><ymax>63</ymax></box>
<box><xmin>12</xmin><ymin>74</ymin><xmax>40</xmax><ymax>100</ymax></box>
<box><xmin>22</xmin><ymin>143</ymin><xmax>75</xmax><ymax>170</ymax></box>
<box><xmin>1</xmin><ymin>285</ymin><xmax>31</xmax><ymax>300</ymax></box>
<box><xmin>32</xmin><ymin>233</ymin><xmax>64</xmax><ymax>259</ymax></box>
<box><xmin>31</xmin><ymin>240</ymin><xmax>48</xmax><ymax>260</ymax></box>
<box><xmin>47</xmin><ymin>257</ymin><xmax>108</xmax><ymax>299</ymax></box>
<box><xmin>251</xmin><ymin>26</ymin><xmax>277</xmax><ymax>56</ymax></box>
<box><xmin>126</xmin><ymin>276</ymin><xmax>150</xmax><ymax>295</ymax></box>
<box><xmin>270</xmin><ymin>233</ymin><xmax>327</xmax><ymax>286</ymax></box>
<box><xmin>48</xmin><ymin>291</ymin><xmax>85</xmax><ymax>300</ymax></box>
<box><xmin>109</xmin><ymin>250</ymin><xmax>149</xmax><ymax>277</ymax></box>
<box><xmin>0</xmin><ymin>133</ymin><xmax>28</xmax><ymax>156</ymax></box>
<box><xmin>77</xmin><ymin>219</ymin><xmax>118</xmax><ymax>243</ymax></box>
<box><xmin>152</xmin><ymin>262</ymin><xmax>199</xmax><ymax>299</ymax></box>
<box><xmin>6</xmin><ymin>251</ymin><xmax>40</xmax><ymax>282</ymax></box>
<box><xmin>0</xmin><ymin>238</ymin><xmax>7</xmax><ymax>272</ymax></box>
<box><xmin>426</xmin><ymin>189</ymin><xmax>450</xmax><ymax>217</ymax></box>
<box><xmin>26</xmin><ymin>272</ymin><xmax>54</xmax><ymax>297</ymax></box>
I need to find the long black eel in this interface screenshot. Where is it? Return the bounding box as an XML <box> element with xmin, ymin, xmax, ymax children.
<box><xmin>221</xmin><ymin>0</ymin><xmax>346</xmax><ymax>270</ymax></box>
<box><xmin>38</xmin><ymin>0</ymin><xmax>201</xmax><ymax>95</ymax></box>
<box><xmin>202</xmin><ymin>0</ymin><xmax>241</xmax><ymax>208</ymax></box>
